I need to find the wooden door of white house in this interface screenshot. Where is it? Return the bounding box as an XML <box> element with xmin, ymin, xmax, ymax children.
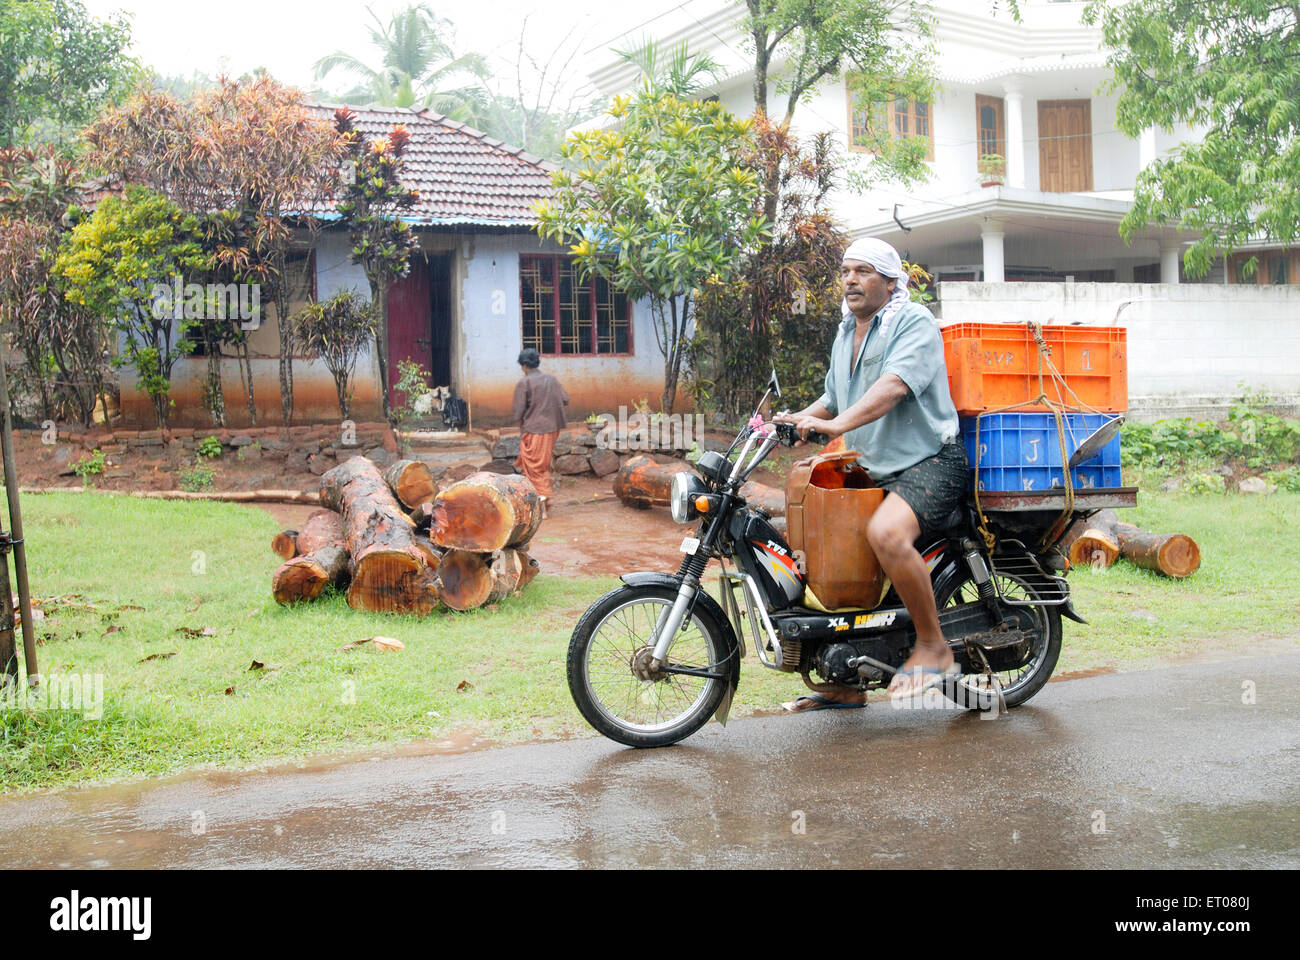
<box><xmin>1038</xmin><ymin>99</ymin><xmax>1092</xmax><ymax>192</ymax></box>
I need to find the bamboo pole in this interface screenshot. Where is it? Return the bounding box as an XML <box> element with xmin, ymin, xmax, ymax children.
<box><xmin>19</xmin><ymin>487</ymin><xmax>321</xmax><ymax>504</ymax></box>
<box><xmin>0</xmin><ymin>349</ymin><xmax>38</xmax><ymax>683</ymax></box>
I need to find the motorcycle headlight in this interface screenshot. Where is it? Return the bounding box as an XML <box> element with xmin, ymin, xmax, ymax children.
<box><xmin>670</xmin><ymin>472</ymin><xmax>707</xmax><ymax>524</ymax></box>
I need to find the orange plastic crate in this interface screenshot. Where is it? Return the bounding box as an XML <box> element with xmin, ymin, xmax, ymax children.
<box><xmin>940</xmin><ymin>322</ymin><xmax>1127</xmax><ymax>415</ymax></box>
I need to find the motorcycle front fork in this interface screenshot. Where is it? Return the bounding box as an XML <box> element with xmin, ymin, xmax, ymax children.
<box><xmin>647</xmin><ymin>551</ymin><xmax>712</xmax><ymax>668</ymax></box>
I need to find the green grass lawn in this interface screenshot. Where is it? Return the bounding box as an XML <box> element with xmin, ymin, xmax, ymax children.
<box><xmin>1</xmin><ymin>489</ymin><xmax>1297</xmax><ymax>792</ymax></box>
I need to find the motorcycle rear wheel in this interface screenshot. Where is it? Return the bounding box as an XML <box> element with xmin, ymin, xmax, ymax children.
<box><xmin>567</xmin><ymin>584</ymin><xmax>730</xmax><ymax>748</ymax></box>
<box><xmin>936</xmin><ymin>570</ymin><xmax>1062</xmax><ymax>709</ymax></box>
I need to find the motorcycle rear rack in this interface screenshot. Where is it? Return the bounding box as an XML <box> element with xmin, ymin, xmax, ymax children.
<box><xmin>988</xmin><ymin>540</ymin><xmax>1071</xmax><ymax>606</ymax></box>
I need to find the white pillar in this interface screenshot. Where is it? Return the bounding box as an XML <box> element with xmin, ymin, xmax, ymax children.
<box><xmin>1161</xmin><ymin>244</ymin><xmax>1182</xmax><ymax>284</ymax></box>
<box><xmin>1139</xmin><ymin>126</ymin><xmax>1157</xmax><ymax>170</ymax></box>
<box><xmin>982</xmin><ymin>224</ymin><xmax>1006</xmax><ymax>282</ymax></box>
<box><xmin>1004</xmin><ymin>82</ymin><xmax>1025</xmax><ymax>190</ymax></box>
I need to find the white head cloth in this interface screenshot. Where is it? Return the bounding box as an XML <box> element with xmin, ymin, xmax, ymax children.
<box><xmin>841</xmin><ymin>237</ymin><xmax>910</xmax><ymax>330</ymax></box>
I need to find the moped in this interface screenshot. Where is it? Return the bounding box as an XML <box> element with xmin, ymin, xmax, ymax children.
<box><xmin>566</xmin><ymin>373</ymin><xmax>1124</xmax><ymax>747</ymax></box>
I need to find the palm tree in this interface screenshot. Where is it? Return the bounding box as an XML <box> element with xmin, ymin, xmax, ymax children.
<box><xmin>314</xmin><ymin>4</ymin><xmax>488</xmax><ymax>121</ymax></box>
<box><xmin>614</xmin><ymin>37</ymin><xmax>722</xmax><ymax>99</ymax></box>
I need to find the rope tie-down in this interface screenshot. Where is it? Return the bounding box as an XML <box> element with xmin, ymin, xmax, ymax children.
<box><xmin>971</xmin><ymin>321</ymin><xmax>1116</xmax><ymax>554</ymax></box>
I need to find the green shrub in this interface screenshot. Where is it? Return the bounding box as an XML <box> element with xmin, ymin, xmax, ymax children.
<box><xmin>1263</xmin><ymin>466</ymin><xmax>1300</xmax><ymax>492</ymax></box>
<box><xmin>196</xmin><ymin>436</ymin><xmax>223</xmax><ymax>459</ymax></box>
<box><xmin>179</xmin><ymin>458</ymin><xmax>216</xmax><ymax>492</ymax></box>
<box><xmin>391</xmin><ymin>359</ymin><xmax>432</xmax><ymax>428</ymax></box>
<box><xmin>1122</xmin><ymin>397</ymin><xmax>1300</xmax><ymax>471</ymax></box>
<box><xmin>72</xmin><ymin>449</ymin><xmax>106</xmax><ymax>485</ymax></box>
<box><xmin>1183</xmin><ymin>472</ymin><xmax>1226</xmax><ymax>495</ymax></box>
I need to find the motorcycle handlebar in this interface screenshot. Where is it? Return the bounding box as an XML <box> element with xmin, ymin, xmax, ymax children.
<box><xmin>771</xmin><ymin>421</ymin><xmax>832</xmax><ymax>447</ymax></box>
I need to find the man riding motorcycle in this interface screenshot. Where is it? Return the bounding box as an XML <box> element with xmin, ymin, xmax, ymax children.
<box><xmin>775</xmin><ymin>237</ymin><xmax>969</xmax><ymax>708</ymax></box>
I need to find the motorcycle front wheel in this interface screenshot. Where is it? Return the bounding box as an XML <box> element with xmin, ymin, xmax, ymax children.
<box><xmin>567</xmin><ymin>584</ymin><xmax>731</xmax><ymax>748</ymax></box>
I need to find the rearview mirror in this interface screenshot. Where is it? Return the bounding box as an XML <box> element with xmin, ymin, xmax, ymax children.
<box><xmin>1068</xmin><ymin>415</ymin><xmax>1125</xmax><ymax>469</ymax></box>
<box><xmin>767</xmin><ymin>369</ymin><xmax>782</xmax><ymax>400</ymax></box>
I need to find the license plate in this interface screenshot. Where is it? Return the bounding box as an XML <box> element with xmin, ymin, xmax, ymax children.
<box><xmin>680</xmin><ymin>536</ymin><xmax>700</xmax><ymax>555</ymax></box>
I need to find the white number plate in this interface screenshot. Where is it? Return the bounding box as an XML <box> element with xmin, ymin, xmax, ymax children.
<box><xmin>680</xmin><ymin>536</ymin><xmax>700</xmax><ymax>555</ymax></box>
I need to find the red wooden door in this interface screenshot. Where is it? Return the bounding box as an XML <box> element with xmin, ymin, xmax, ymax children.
<box><xmin>386</xmin><ymin>262</ymin><xmax>433</xmax><ymax>399</ymax></box>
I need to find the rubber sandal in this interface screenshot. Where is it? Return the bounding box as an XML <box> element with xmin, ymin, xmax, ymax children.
<box><xmin>888</xmin><ymin>662</ymin><xmax>960</xmax><ymax>701</ymax></box>
<box><xmin>781</xmin><ymin>694</ymin><xmax>868</xmax><ymax>713</ymax></box>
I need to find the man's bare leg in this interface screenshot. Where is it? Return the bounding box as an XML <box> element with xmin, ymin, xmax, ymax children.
<box><xmin>867</xmin><ymin>494</ymin><xmax>954</xmax><ymax>691</ymax></box>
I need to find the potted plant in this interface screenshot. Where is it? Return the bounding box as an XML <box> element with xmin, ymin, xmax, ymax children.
<box><xmin>978</xmin><ymin>153</ymin><xmax>1006</xmax><ymax>187</ymax></box>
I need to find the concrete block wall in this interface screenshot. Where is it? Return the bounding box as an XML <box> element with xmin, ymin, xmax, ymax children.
<box><xmin>935</xmin><ymin>282</ymin><xmax>1300</xmax><ymax>420</ymax></box>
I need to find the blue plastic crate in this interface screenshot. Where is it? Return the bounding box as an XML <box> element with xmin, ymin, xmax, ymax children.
<box><xmin>960</xmin><ymin>412</ymin><xmax>1123</xmax><ymax>493</ymax></box>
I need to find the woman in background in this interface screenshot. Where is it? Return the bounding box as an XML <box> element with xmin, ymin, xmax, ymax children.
<box><xmin>512</xmin><ymin>348</ymin><xmax>569</xmax><ymax>517</ymax></box>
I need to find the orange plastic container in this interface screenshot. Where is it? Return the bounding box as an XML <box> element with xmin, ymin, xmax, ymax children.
<box><xmin>941</xmin><ymin>323</ymin><xmax>1127</xmax><ymax>415</ymax></box>
<box><xmin>785</xmin><ymin>451</ymin><xmax>886</xmax><ymax>610</ymax></box>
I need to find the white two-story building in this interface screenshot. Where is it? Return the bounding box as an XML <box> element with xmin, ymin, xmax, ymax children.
<box><xmin>588</xmin><ymin>0</ymin><xmax>1208</xmax><ymax>284</ymax></box>
<box><xmin>585</xmin><ymin>0</ymin><xmax>1300</xmax><ymax>417</ymax></box>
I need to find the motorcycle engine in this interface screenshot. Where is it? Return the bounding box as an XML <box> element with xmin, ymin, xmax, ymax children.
<box><xmin>815</xmin><ymin>643</ymin><xmax>876</xmax><ymax>685</ymax></box>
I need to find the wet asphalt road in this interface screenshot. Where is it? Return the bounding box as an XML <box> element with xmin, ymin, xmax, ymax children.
<box><xmin>1</xmin><ymin>654</ymin><xmax>1296</xmax><ymax>869</ymax></box>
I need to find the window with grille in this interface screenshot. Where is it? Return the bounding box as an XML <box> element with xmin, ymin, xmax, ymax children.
<box><xmin>847</xmin><ymin>81</ymin><xmax>934</xmax><ymax>160</ymax></box>
<box><xmin>520</xmin><ymin>255</ymin><xmax>632</xmax><ymax>356</ymax></box>
<box><xmin>975</xmin><ymin>94</ymin><xmax>1006</xmax><ymax>175</ymax></box>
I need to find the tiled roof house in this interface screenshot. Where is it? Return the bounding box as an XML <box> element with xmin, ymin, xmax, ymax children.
<box><xmin>120</xmin><ymin>104</ymin><xmax>668</xmax><ymax>428</ymax></box>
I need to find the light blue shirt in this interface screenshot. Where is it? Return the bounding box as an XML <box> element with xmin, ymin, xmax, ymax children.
<box><xmin>817</xmin><ymin>301</ymin><xmax>960</xmax><ymax>480</ymax></box>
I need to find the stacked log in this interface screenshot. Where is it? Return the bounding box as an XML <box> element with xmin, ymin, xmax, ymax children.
<box><xmin>612</xmin><ymin>454</ymin><xmax>785</xmax><ymax>516</ymax></box>
<box><xmin>272</xmin><ymin>547</ymin><xmax>349</xmax><ymax>604</ymax></box>
<box><xmin>269</xmin><ymin>456</ymin><xmax>542</xmax><ymax>614</ymax></box>
<box><xmin>437</xmin><ymin>547</ymin><xmax>539</xmax><ymax>611</ymax></box>
<box><xmin>432</xmin><ymin>472</ymin><xmax>542</xmax><ymax>551</ymax></box>
<box><xmin>271</xmin><ymin>530</ymin><xmax>297</xmax><ymax>560</ymax></box>
<box><xmin>320</xmin><ymin>458</ymin><xmax>442</xmax><ymax>615</ymax></box>
<box><xmin>1060</xmin><ymin>509</ymin><xmax>1201</xmax><ymax>578</ymax></box>
<box><xmin>271</xmin><ymin>510</ymin><xmax>350</xmax><ymax>604</ymax></box>
<box><xmin>383</xmin><ymin>460</ymin><xmax>437</xmax><ymax>509</ymax></box>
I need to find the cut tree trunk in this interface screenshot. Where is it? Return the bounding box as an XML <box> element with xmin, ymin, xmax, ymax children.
<box><xmin>484</xmin><ymin>548</ymin><xmax>540</xmax><ymax>604</ymax></box>
<box><xmin>383</xmin><ymin>459</ymin><xmax>437</xmax><ymax>509</ymax></box>
<box><xmin>320</xmin><ymin>456</ymin><xmax>441</xmax><ymax>614</ymax></box>
<box><xmin>438</xmin><ymin>547</ymin><xmax>540</xmax><ymax>610</ymax></box>
<box><xmin>613</xmin><ymin>455</ymin><xmax>784</xmax><ymax>516</ymax></box>
<box><xmin>272</xmin><ymin>545</ymin><xmax>349</xmax><ymax>604</ymax></box>
<box><xmin>738</xmin><ymin>480</ymin><xmax>785</xmax><ymax>518</ymax></box>
<box><xmin>613</xmin><ymin>455</ymin><xmax>683</xmax><ymax>508</ymax></box>
<box><xmin>411</xmin><ymin>531</ymin><xmax>443</xmax><ymax>569</ymax></box>
<box><xmin>408</xmin><ymin>500</ymin><xmax>433</xmax><ymax>530</ymax></box>
<box><xmin>1067</xmin><ymin>528</ymin><xmax>1120</xmax><ymax>569</ymax></box>
<box><xmin>436</xmin><ymin>550</ymin><xmax>493</xmax><ymax>611</ymax></box>
<box><xmin>431</xmin><ymin>472</ymin><xmax>542</xmax><ymax>552</ymax></box>
<box><xmin>1113</xmin><ymin>522</ymin><xmax>1201</xmax><ymax>578</ymax></box>
<box><xmin>296</xmin><ymin>509</ymin><xmax>346</xmax><ymax>555</ymax></box>
<box><xmin>271</xmin><ymin>530</ymin><xmax>298</xmax><ymax>560</ymax></box>
<box><xmin>514</xmin><ymin>548</ymin><xmax>539</xmax><ymax>592</ymax></box>
<box><xmin>1059</xmin><ymin>508</ymin><xmax>1199</xmax><ymax>578</ymax></box>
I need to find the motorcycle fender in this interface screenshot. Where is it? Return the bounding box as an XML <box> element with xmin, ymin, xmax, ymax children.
<box><xmin>619</xmin><ymin>572</ymin><xmax>742</xmax><ymax>724</ymax></box>
<box><xmin>1061</xmin><ymin>599</ymin><xmax>1088</xmax><ymax>624</ymax></box>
